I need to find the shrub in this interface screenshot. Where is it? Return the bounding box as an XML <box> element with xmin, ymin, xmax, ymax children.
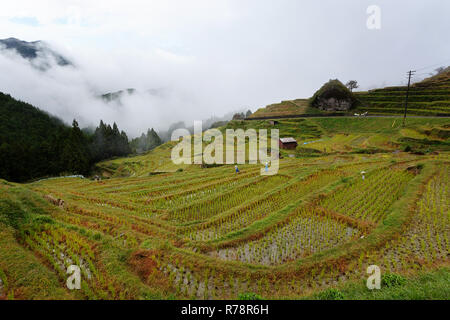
<box><xmin>352</xmin><ymin>147</ymin><xmax>385</xmax><ymax>154</ymax></box>
<box><xmin>382</xmin><ymin>273</ymin><xmax>406</xmax><ymax>287</ymax></box>
<box><xmin>340</xmin><ymin>177</ymin><xmax>350</xmax><ymax>183</ymax></box>
<box><xmin>317</xmin><ymin>288</ymin><xmax>344</xmax><ymax>300</ymax></box>
<box><xmin>238</xmin><ymin>292</ymin><xmax>264</xmax><ymax>300</ymax></box>
<box><xmin>93</xmin><ymin>233</ymin><xmax>102</xmax><ymax>241</ymax></box>
<box><xmin>32</xmin><ymin>215</ymin><xmax>55</xmax><ymax>225</ymax></box>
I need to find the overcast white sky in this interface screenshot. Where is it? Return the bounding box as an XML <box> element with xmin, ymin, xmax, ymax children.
<box><xmin>0</xmin><ymin>0</ymin><xmax>449</xmax><ymax>136</ymax></box>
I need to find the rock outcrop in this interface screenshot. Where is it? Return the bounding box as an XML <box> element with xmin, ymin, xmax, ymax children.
<box><xmin>316</xmin><ymin>97</ymin><xmax>353</xmax><ymax>111</ymax></box>
<box><xmin>310</xmin><ymin>79</ymin><xmax>355</xmax><ymax>111</ymax></box>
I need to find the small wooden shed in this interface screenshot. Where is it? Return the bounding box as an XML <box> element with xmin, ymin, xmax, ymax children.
<box><xmin>279</xmin><ymin>137</ymin><xmax>298</xmax><ymax>150</ymax></box>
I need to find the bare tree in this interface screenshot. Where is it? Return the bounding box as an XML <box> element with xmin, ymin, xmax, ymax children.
<box><xmin>345</xmin><ymin>80</ymin><xmax>359</xmax><ymax>92</ymax></box>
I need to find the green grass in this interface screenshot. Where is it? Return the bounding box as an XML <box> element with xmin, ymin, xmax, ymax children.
<box><xmin>0</xmin><ymin>224</ymin><xmax>75</xmax><ymax>299</ymax></box>
<box><xmin>238</xmin><ymin>292</ymin><xmax>264</xmax><ymax>300</ymax></box>
<box><xmin>96</xmin><ymin>117</ymin><xmax>449</xmax><ymax>177</ymax></box>
<box><xmin>310</xmin><ymin>267</ymin><xmax>450</xmax><ymax>300</ymax></box>
<box><xmin>249</xmin><ymin>99</ymin><xmax>323</xmax><ymax>118</ymax></box>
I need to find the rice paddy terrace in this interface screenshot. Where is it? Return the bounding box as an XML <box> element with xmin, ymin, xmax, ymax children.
<box><xmin>248</xmin><ymin>69</ymin><xmax>450</xmax><ymax>118</ymax></box>
<box><xmin>0</xmin><ymin>118</ymin><xmax>449</xmax><ymax>300</ymax></box>
<box><xmin>355</xmin><ymin>68</ymin><xmax>450</xmax><ymax>116</ymax></box>
<box><xmin>249</xmin><ymin>99</ymin><xmax>321</xmax><ymax>119</ymax></box>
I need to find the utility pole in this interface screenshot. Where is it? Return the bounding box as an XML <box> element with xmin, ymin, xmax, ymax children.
<box><xmin>403</xmin><ymin>70</ymin><xmax>416</xmax><ymax>126</ymax></box>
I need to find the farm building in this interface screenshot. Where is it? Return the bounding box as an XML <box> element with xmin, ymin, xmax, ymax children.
<box><xmin>279</xmin><ymin>137</ymin><xmax>298</xmax><ymax>149</ymax></box>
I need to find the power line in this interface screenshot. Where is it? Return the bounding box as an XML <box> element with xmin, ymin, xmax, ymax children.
<box><xmin>371</xmin><ymin>59</ymin><xmax>448</xmax><ymax>91</ymax></box>
<box><xmin>414</xmin><ymin>58</ymin><xmax>450</xmax><ymax>72</ymax></box>
<box><xmin>414</xmin><ymin>72</ymin><xmax>432</xmax><ymax>76</ymax></box>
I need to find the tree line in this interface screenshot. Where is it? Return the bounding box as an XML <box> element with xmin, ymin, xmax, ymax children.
<box><xmin>130</xmin><ymin>128</ymin><xmax>162</xmax><ymax>154</ymax></box>
<box><xmin>0</xmin><ymin>92</ymin><xmax>161</xmax><ymax>182</ymax></box>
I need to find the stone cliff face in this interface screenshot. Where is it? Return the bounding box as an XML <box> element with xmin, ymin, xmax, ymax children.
<box><xmin>316</xmin><ymin>97</ymin><xmax>352</xmax><ymax>111</ymax></box>
<box><xmin>310</xmin><ymin>79</ymin><xmax>355</xmax><ymax>111</ymax></box>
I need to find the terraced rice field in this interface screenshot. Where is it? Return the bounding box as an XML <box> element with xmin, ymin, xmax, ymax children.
<box><xmin>355</xmin><ymin>69</ymin><xmax>450</xmax><ymax>116</ymax></box>
<box><xmin>210</xmin><ymin>206</ymin><xmax>359</xmax><ymax>265</ymax></box>
<box><xmin>0</xmin><ymin>147</ymin><xmax>448</xmax><ymax>300</ymax></box>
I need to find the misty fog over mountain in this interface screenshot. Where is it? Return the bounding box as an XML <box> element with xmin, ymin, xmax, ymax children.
<box><xmin>0</xmin><ymin>0</ymin><xmax>449</xmax><ymax>137</ymax></box>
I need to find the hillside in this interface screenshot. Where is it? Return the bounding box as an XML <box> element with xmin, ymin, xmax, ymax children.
<box><xmin>354</xmin><ymin>68</ymin><xmax>450</xmax><ymax>116</ymax></box>
<box><xmin>1</xmin><ymin>110</ymin><xmax>448</xmax><ymax>300</ymax></box>
<box><xmin>0</xmin><ymin>92</ymin><xmax>88</xmax><ymax>181</ymax></box>
<box><xmin>249</xmin><ymin>99</ymin><xmax>323</xmax><ymax>119</ymax></box>
<box><xmin>100</xmin><ymin>88</ymin><xmax>136</xmax><ymax>103</ymax></box>
<box><xmin>1</xmin><ymin>120</ymin><xmax>448</xmax><ymax>300</ymax></box>
<box><xmin>0</xmin><ymin>92</ymin><xmax>132</xmax><ymax>182</ymax></box>
<box><xmin>248</xmin><ymin>70</ymin><xmax>450</xmax><ymax>118</ymax></box>
<box><xmin>97</xmin><ymin>117</ymin><xmax>449</xmax><ymax>177</ymax></box>
<box><xmin>0</xmin><ymin>37</ymin><xmax>71</xmax><ymax>70</ymax></box>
